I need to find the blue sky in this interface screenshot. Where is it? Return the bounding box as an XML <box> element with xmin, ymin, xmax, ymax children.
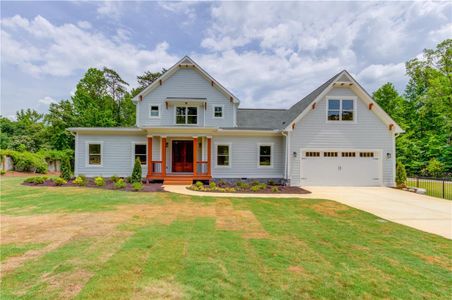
<box><xmin>1</xmin><ymin>1</ymin><xmax>451</xmax><ymax>119</ymax></box>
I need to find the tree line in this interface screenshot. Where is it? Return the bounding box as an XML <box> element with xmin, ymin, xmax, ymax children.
<box><xmin>1</xmin><ymin>39</ymin><xmax>450</xmax><ymax>176</ymax></box>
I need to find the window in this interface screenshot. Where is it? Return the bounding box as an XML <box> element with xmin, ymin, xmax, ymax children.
<box><xmin>360</xmin><ymin>152</ymin><xmax>374</xmax><ymax>158</ymax></box>
<box><xmin>258</xmin><ymin>144</ymin><xmax>272</xmax><ymax>167</ymax></box>
<box><xmin>134</xmin><ymin>144</ymin><xmax>147</xmax><ymax>165</ymax></box>
<box><xmin>327</xmin><ymin>99</ymin><xmax>355</xmax><ymax>122</ymax></box>
<box><xmin>324</xmin><ymin>152</ymin><xmax>338</xmax><ymax>157</ymax></box>
<box><xmin>216</xmin><ymin>144</ymin><xmax>230</xmax><ymax>167</ymax></box>
<box><xmin>176</xmin><ymin>106</ymin><xmax>197</xmax><ymax>125</ymax></box>
<box><xmin>305</xmin><ymin>152</ymin><xmax>321</xmax><ymax>157</ymax></box>
<box><xmin>213</xmin><ymin>106</ymin><xmax>223</xmax><ymax>118</ymax></box>
<box><xmin>342</xmin><ymin>152</ymin><xmax>356</xmax><ymax>157</ymax></box>
<box><xmin>150</xmin><ymin>105</ymin><xmax>160</xmax><ymax>118</ymax></box>
<box><xmin>88</xmin><ymin>143</ymin><xmax>102</xmax><ymax>165</ymax></box>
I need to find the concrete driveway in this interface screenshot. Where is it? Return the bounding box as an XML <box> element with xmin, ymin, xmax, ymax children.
<box><xmin>165</xmin><ymin>185</ymin><xmax>452</xmax><ymax>239</ymax></box>
<box><xmin>305</xmin><ymin>187</ymin><xmax>452</xmax><ymax>239</ymax></box>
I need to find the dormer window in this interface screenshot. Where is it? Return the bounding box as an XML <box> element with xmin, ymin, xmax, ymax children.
<box><xmin>213</xmin><ymin>105</ymin><xmax>223</xmax><ymax>118</ymax></box>
<box><xmin>150</xmin><ymin>105</ymin><xmax>160</xmax><ymax>118</ymax></box>
<box><xmin>176</xmin><ymin>106</ymin><xmax>198</xmax><ymax>125</ymax></box>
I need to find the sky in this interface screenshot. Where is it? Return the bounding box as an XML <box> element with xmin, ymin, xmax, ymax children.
<box><xmin>1</xmin><ymin>1</ymin><xmax>451</xmax><ymax>119</ymax></box>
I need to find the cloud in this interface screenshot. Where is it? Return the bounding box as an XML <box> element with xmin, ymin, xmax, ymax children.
<box><xmin>96</xmin><ymin>1</ymin><xmax>123</xmax><ymax>20</ymax></box>
<box><xmin>38</xmin><ymin>96</ymin><xmax>57</xmax><ymax>105</ymax></box>
<box><xmin>357</xmin><ymin>63</ymin><xmax>407</xmax><ymax>88</ymax></box>
<box><xmin>1</xmin><ymin>15</ymin><xmax>179</xmax><ymax>84</ymax></box>
<box><xmin>77</xmin><ymin>20</ymin><xmax>91</xmax><ymax>29</ymax></box>
<box><xmin>158</xmin><ymin>1</ymin><xmax>199</xmax><ymax>25</ymax></box>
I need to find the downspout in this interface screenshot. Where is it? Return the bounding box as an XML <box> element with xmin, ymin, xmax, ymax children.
<box><xmin>69</xmin><ymin>130</ymin><xmax>78</xmax><ymax>176</ymax></box>
<box><xmin>393</xmin><ymin>132</ymin><xmax>401</xmax><ymax>187</ymax></box>
<box><xmin>282</xmin><ymin>131</ymin><xmax>290</xmax><ymax>184</ymax></box>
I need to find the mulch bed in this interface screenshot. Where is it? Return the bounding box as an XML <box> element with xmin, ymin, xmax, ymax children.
<box><xmin>188</xmin><ymin>185</ymin><xmax>310</xmax><ymax>194</ymax></box>
<box><xmin>23</xmin><ymin>179</ymin><xmax>165</xmax><ymax>193</ymax></box>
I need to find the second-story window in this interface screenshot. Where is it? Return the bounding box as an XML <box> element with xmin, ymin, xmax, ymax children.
<box><xmin>150</xmin><ymin>105</ymin><xmax>160</xmax><ymax>118</ymax></box>
<box><xmin>176</xmin><ymin>106</ymin><xmax>197</xmax><ymax>125</ymax></box>
<box><xmin>213</xmin><ymin>106</ymin><xmax>223</xmax><ymax>118</ymax></box>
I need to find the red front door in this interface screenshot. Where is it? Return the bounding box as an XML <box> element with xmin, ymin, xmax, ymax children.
<box><xmin>172</xmin><ymin>140</ymin><xmax>193</xmax><ymax>172</ymax></box>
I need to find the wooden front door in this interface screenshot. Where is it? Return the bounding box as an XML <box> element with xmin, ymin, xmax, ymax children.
<box><xmin>172</xmin><ymin>140</ymin><xmax>193</xmax><ymax>172</ymax></box>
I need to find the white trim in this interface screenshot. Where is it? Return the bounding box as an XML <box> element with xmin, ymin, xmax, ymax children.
<box><xmin>74</xmin><ymin>133</ymin><xmax>79</xmax><ymax>176</ymax></box>
<box><xmin>257</xmin><ymin>143</ymin><xmax>274</xmax><ymax>168</ymax></box>
<box><xmin>174</xmin><ymin>105</ymin><xmax>199</xmax><ymax>126</ymax></box>
<box><xmin>149</xmin><ymin>104</ymin><xmax>161</xmax><ymax>119</ymax></box>
<box><xmin>68</xmin><ymin>127</ymin><xmax>144</xmax><ymax>133</ymax></box>
<box><xmin>325</xmin><ymin>97</ymin><xmax>357</xmax><ymax>124</ymax></box>
<box><xmin>131</xmin><ymin>141</ymin><xmax>147</xmax><ymax>167</ymax></box>
<box><xmin>85</xmin><ymin>141</ymin><xmax>104</xmax><ymax>168</ymax></box>
<box><xmin>213</xmin><ymin>105</ymin><xmax>224</xmax><ymax>119</ymax></box>
<box><xmin>214</xmin><ymin>142</ymin><xmax>231</xmax><ymax>168</ymax></box>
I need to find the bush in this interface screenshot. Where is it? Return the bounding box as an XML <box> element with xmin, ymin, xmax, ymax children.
<box><xmin>425</xmin><ymin>158</ymin><xmax>445</xmax><ymax>178</ymax></box>
<box><xmin>125</xmin><ymin>176</ymin><xmax>133</xmax><ymax>183</ymax></box>
<box><xmin>251</xmin><ymin>180</ymin><xmax>260</xmax><ymax>186</ymax></box>
<box><xmin>110</xmin><ymin>175</ymin><xmax>120</xmax><ymax>183</ymax></box>
<box><xmin>271</xmin><ymin>186</ymin><xmax>280</xmax><ymax>193</ymax></box>
<box><xmin>0</xmin><ymin>170</ymin><xmax>5</xmax><ymax>175</ymax></box>
<box><xmin>217</xmin><ymin>179</ymin><xmax>226</xmax><ymax>187</ymax></box>
<box><xmin>60</xmin><ymin>158</ymin><xmax>71</xmax><ymax>181</ymax></box>
<box><xmin>1</xmin><ymin>150</ymin><xmax>48</xmax><ymax>173</ymax></box>
<box><xmin>94</xmin><ymin>176</ymin><xmax>105</xmax><ymax>186</ymax></box>
<box><xmin>250</xmin><ymin>185</ymin><xmax>261</xmax><ymax>192</ymax></box>
<box><xmin>225</xmin><ymin>187</ymin><xmax>236</xmax><ymax>192</ymax></box>
<box><xmin>209</xmin><ymin>181</ymin><xmax>216</xmax><ymax>189</ymax></box>
<box><xmin>258</xmin><ymin>183</ymin><xmax>267</xmax><ymax>189</ymax></box>
<box><xmin>53</xmin><ymin>177</ymin><xmax>67</xmax><ymax>186</ymax></box>
<box><xmin>131</xmin><ymin>158</ymin><xmax>142</xmax><ymax>183</ymax></box>
<box><xmin>115</xmin><ymin>178</ymin><xmax>126</xmax><ymax>189</ymax></box>
<box><xmin>396</xmin><ymin>160</ymin><xmax>407</xmax><ymax>187</ymax></box>
<box><xmin>267</xmin><ymin>180</ymin><xmax>276</xmax><ymax>186</ymax></box>
<box><xmin>195</xmin><ymin>181</ymin><xmax>204</xmax><ymax>188</ymax></box>
<box><xmin>24</xmin><ymin>176</ymin><xmax>47</xmax><ymax>184</ymax></box>
<box><xmin>73</xmin><ymin>176</ymin><xmax>85</xmax><ymax>186</ymax></box>
<box><xmin>78</xmin><ymin>174</ymin><xmax>87</xmax><ymax>182</ymax></box>
<box><xmin>236</xmin><ymin>181</ymin><xmax>249</xmax><ymax>189</ymax></box>
<box><xmin>132</xmin><ymin>182</ymin><xmax>143</xmax><ymax>191</ymax></box>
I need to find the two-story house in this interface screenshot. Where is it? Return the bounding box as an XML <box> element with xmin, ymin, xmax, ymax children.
<box><xmin>69</xmin><ymin>56</ymin><xmax>403</xmax><ymax>186</ymax></box>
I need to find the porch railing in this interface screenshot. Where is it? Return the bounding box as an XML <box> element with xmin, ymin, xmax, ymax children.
<box><xmin>196</xmin><ymin>161</ymin><xmax>209</xmax><ymax>175</ymax></box>
<box><xmin>150</xmin><ymin>161</ymin><xmax>163</xmax><ymax>175</ymax></box>
<box><xmin>406</xmin><ymin>177</ymin><xmax>452</xmax><ymax>200</ymax></box>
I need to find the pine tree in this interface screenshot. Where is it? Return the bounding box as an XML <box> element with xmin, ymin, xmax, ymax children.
<box><xmin>131</xmin><ymin>158</ymin><xmax>142</xmax><ymax>183</ymax></box>
<box><xmin>60</xmin><ymin>157</ymin><xmax>72</xmax><ymax>181</ymax></box>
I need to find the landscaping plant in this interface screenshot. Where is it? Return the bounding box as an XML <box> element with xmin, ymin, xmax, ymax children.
<box><xmin>73</xmin><ymin>176</ymin><xmax>86</xmax><ymax>186</ymax></box>
<box><xmin>60</xmin><ymin>158</ymin><xmax>71</xmax><ymax>181</ymax></box>
<box><xmin>132</xmin><ymin>182</ymin><xmax>143</xmax><ymax>191</ymax></box>
<box><xmin>94</xmin><ymin>177</ymin><xmax>105</xmax><ymax>186</ymax></box>
<box><xmin>114</xmin><ymin>178</ymin><xmax>126</xmax><ymax>189</ymax></box>
<box><xmin>53</xmin><ymin>177</ymin><xmax>67</xmax><ymax>186</ymax></box>
<box><xmin>0</xmin><ymin>170</ymin><xmax>5</xmax><ymax>175</ymax></box>
<box><xmin>396</xmin><ymin>160</ymin><xmax>407</xmax><ymax>187</ymax></box>
<box><xmin>110</xmin><ymin>175</ymin><xmax>120</xmax><ymax>183</ymax></box>
<box><xmin>131</xmin><ymin>158</ymin><xmax>142</xmax><ymax>183</ymax></box>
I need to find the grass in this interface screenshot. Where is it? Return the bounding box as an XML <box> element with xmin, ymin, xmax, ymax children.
<box><xmin>1</xmin><ymin>176</ymin><xmax>451</xmax><ymax>299</ymax></box>
<box><xmin>406</xmin><ymin>178</ymin><xmax>452</xmax><ymax>200</ymax></box>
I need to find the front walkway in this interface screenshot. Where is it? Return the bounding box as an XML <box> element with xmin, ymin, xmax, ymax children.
<box><xmin>164</xmin><ymin>185</ymin><xmax>452</xmax><ymax>239</ymax></box>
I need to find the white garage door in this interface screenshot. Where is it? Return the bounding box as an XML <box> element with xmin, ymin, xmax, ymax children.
<box><xmin>300</xmin><ymin>149</ymin><xmax>382</xmax><ymax>186</ymax></box>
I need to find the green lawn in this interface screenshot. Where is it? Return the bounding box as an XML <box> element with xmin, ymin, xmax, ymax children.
<box><xmin>1</xmin><ymin>176</ymin><xmax>451</xmax><ymax>299</ymax></box>
<box><xmin>406</xmin><ymin>178</ymin><xmax>452</xmax><ymax>200</ymax></box>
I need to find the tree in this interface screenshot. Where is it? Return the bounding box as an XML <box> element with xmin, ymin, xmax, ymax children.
<box><xmin>131</xmin><ymin>68</ymin><xmax>167</xmax><ymax>97</ymax></box>
<box><xmin>60</xmin><ymin>157</ymin><xmax>72</xmax><ymax>180</ymax></box>
<box><xmin>373</xmin><ymin>83</ymin><xmax>405</xmax><ymax>126</ymax></box>
<box><xmin>44</xmin><ymin>100</ymin><xmax>76</xmax><ymax>150</ymax></box>
<box><xmin>396</xmin><ymin>160</ymin><xmax>407</xmax><ymax>187</ymax></box>
<box><xmin>103</xmin><ymin>67</ymin><xmax>129</xmax><ymax>125</ymax></box>
<box><xmin>425</xmin><ymin>158</ymin><xmax>445</xmax><ymax>178</ymax></box>
<box><xmin>131</xmin><ymin>158</ymin><xmax>142</xmax><ymax>183</ymax></box>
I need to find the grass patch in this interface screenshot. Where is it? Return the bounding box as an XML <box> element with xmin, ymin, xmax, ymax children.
<box><xmin>0</xmin><ymin>243</ymin><xmax>46</xmax><ymax>262</ymax></box>
<box><xmin>1</xmin><ymin>176</ymin><xmax>451</xmax><ymax>299</ymax></box>
<box><xmin>406</xmin><ymin>178</ymin><xmax>452</xmax><ymax>200</ymax></box>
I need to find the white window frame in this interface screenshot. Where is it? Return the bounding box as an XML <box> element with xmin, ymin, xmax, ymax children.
<box><xmin>85</xmin><ymin>141</ymin><xmax>103</xmax><ymax>167</ymax></box>
<box><xmin>215</xmin><ymin>143</ymin><xmax>231</xmax><ymax>168</ymax></box>
<box><xmin>326</xmin><ymin>97</ymin><xmax>357</xmax><ymax>124</ymax></box>
<box><xmin>149</xmin><ymin>104</ymin><xmax>160</xmax><ymax>119</ymax></box>
<box><xmin>174</xmin><ymin>105</ymin><xmax>199</xmax><ymax>125</ymax></box>
<box><xmin>213</xmin><ymin>105</ymin><xmax>224</xmax><ymax>119</ymax></box>
<box><xmin>131</xmin><ymin>142</ymin><xmax>147</xmax><ymax>166</ymax></box>
<box><xmin>257</xmin><ymin>143</ymin><xmax>273</xmax><ymax>168</ymax></box>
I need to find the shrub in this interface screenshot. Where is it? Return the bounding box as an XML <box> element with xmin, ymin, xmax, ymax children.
<box><xmin>131</xmin><ymin>158</ymin><xmax>142</xmax><ymax>183</ymax></box>
<box><xmin>425</xmin><ymin>158</ymin><xmax>445</xmax><ymax>178</ymax></box>
<box><xmin>396</xmin><ymin>160</ymin><xmax>407</xmax><ymax>187</ymax></box>
<box><xmin>2</xmin><ymin>150</ymin><xmax>47</xmax><ymax>173</ymax></box>
<box><xmin>225</xmin><ymin>187</ymin><xmax>236</xmax><ymax>193</ymax></box>
<box><xmin>267</xmin><ymin>180</ymin><xmax>276</xmax><ymax>186</ymax></box>
<box><xmin>250</xmin><ymin>185</ymin><xmax>261</xmax><ymax>192</ymax></box>
<box><xmin>60</xmin><ymin>158</ymin><xmax>71</xmax><ymax>181</ymax></box>
<box><xmin>110</xmin><ymin>175</ymin><xmax>120</xmax><ymax>183</ymax></box>
<box><xmin>217</xmin><ymin>179</ymin><xmax>226</xmax><ymax>187</ymax></box>
<box><xmin>190</xmin><ymin>186</ymin><xmax>199</xmax><ymax>191</ymax></box>
<box><xmin>0</xmin><ymin>170</ymin><xmax>5</xmax><ymax>175</ymax></box>
<box><xmin>125</xmin><ymin>176</ymin><xmax>133</xmax><ymax>183</ymax></box>
<box><xmin>24</xmin><ymin>176</ymin><xmax>46</xmax><ymax>184</ymax></box>
<box><xmin>115</xmin><ymin>178</ymin><xmax>126</xmax><ymax>189</ymax></box>
<box><xmin>73</xmin><ymin>176</ymin><xmax>85</xmax><ymax>186</ymax></box>
<box><xmin>94</xmin><ymin>176</ymin><xmax>105</xmax><ymax>186</ymax></box>
<box><xmin>195</xmin><ymin>181</ymin><xmax>204</xmax><ymax>188</ymax></box>
<box><xmin>236</xmin><ymin>181</ymin><xmax>249</xmax><ymax>189</ymax></box>
<box><xmin>258</xmin><ymin>183</ymin><xmax>267</xmax><ymax>189</ymax></box>
<box><xmin>251</xmin><ymin>180</ymin><xmax>260</xmax><ymax>186</ymax></box>
<box><xmin>132</xmin><ymin>182</ymin><xmax>143</xmax><ymax>191</ymax></box>
<box><xmin>53</xmin><ymin>177</ymin><xmax>67</xmax><ymax>186</ymax></box>
<box><xmin>78</xmin><ymin>174</ymin><xmax>87</xmax><ymax>182</ymax></box>
<box><xmin>271</xmin><ymin>186</ymin><xmax>280</xmax><ymax>193</ymax></box>
<box><xmin>209</xmin><ymin>181</ymin><xmax>216</xmax><ymax>189</ymax></box>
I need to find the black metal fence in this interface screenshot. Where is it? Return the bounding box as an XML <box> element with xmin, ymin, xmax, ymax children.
<box><xmin>406</xmin><ymin>177</ymin><xmax>452</xmax><ymax>200</ymax></box>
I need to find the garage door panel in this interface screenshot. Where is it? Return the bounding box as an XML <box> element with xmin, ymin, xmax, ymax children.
<box><xmin>300</xmin><ymin>149</ymin><xmax>381</xmax><ymax>186</ymax></box>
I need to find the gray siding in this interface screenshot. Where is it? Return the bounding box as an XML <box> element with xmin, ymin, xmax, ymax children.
<box><xmin>212</xmin><ymin>136</ymin><xmax>285</xmax><ymax>178</ymax></box>
<box><xmin>289</xmin><ymin>87</ymin><xmax>395</xmax><ymax>186</ymax></box>
<box><xmin>137</xmin><ymin>68</ymin><xmax>236</xmax><ymax>128</ymax></box>
<box><xmin>75</xmin><ymin>134</ymin><xmax>148</xmax><ymax>178</ymax></box>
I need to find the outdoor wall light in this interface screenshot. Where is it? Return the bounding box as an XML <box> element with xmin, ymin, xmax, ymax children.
<box><xmin>293</xmin><ymin>151</ymin><xmax>297</xmax><ymax>158</ymax></box>
<box><xmin>386</xmin><ymin>152</ymin><xmax>391</xmax><ymax>159</ymax></box>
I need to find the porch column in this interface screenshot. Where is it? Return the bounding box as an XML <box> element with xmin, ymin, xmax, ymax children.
<box><xmin>161</xmin><ymin>137</ymin><xmax>166</xmax><ymax>177</ymax></box>
<box><xmin>147</xmin><ymin>136</ymin><xmax>152</xmax><ymax>178</ymax></box>
<box><xmin>207</xmin><ymin>137</ymin><xmax>212</xmax><ymax>177</ymax></box>
<box><xmin>193</xmin><ymin>136</ymin><xmax>198</xmax><ymax>176</ymax></box>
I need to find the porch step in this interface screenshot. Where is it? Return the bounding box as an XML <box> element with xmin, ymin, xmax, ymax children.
<box><xmin>163</xmin><ymin>179</ymin><xmax>193</xmax><ymax>185</ymax></box>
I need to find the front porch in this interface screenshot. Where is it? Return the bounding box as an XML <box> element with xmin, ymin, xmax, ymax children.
<box><xmin>146</xmin><ymin>135</ymin><xmax>212</xmax><ymax>184</ymax></box>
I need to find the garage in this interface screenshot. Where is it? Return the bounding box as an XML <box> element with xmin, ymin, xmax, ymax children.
<box><xmin>300</xmin><ymin>149</ymin><xmax>382</xmax><ymax>186</ymax></box>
